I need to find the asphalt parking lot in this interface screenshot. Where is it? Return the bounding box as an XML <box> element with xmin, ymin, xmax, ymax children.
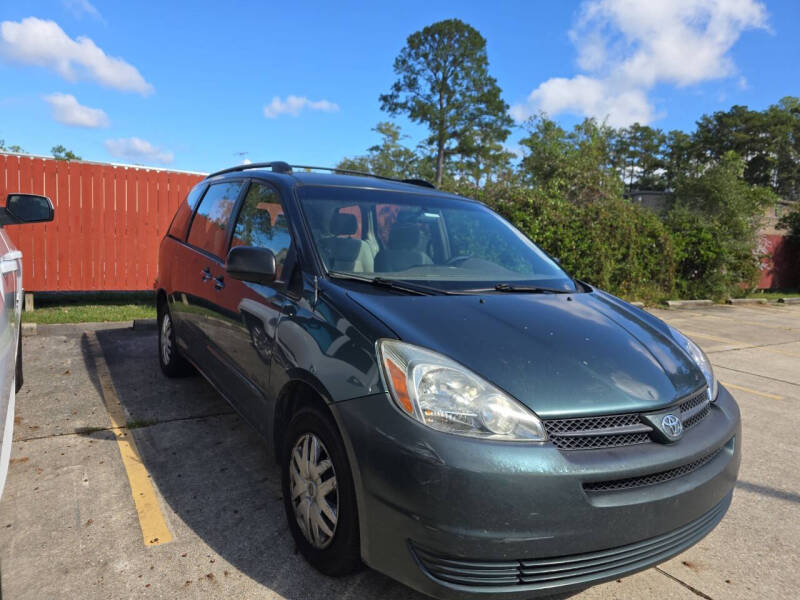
<box><xmin>1</xmin><ymin>303</ymin><xmax>798</xmax><ymax>599</ymax></box>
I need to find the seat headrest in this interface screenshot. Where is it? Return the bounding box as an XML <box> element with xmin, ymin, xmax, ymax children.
<box><xmin>331</xmin><ymin>213</ymin><xmax>358</xmax><ymax>236</ymax></box>
<box><xmin>388</xmin><ymin>223</ymin><xmax>421</xmax><ymax>250</ymax></box>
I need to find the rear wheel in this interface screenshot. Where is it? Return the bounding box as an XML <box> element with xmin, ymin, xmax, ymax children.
<box><xmin>158</xmin><ymin>302</ymin><xmax>192</xmax><ymax>377</ymax></box>
<box><xmin>281</xmin><ymin>404</ymin><xmax>361</xmax><ymax>576</ymax></box>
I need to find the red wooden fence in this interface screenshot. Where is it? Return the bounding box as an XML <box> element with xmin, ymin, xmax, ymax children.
<box><xmin>0</xmin><ymin>153</ymin><xmax>204</xmax><ymax>292</ymax></box>
<box><xmin>1</xmin><ymin>152</ymin><xmax>796</xmax><ymax>292</ymax></box>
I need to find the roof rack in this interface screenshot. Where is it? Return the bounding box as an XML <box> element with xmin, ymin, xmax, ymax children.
<box><xmin>293</xmin><ymin>165</ymin><xmax>436</xmax><ymax>189</ymax></box>
<box><xmin>205</xmin><ymin>161</ymin><xmax>292</xmax><ymax>178</ymax></box>
<box><xmin>205</xmin><ymin>161</ymin><xmax>436</xmax><ymax>189</ymax></box>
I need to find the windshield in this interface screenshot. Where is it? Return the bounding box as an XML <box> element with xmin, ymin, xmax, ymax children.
<box><xmin>298</xmin><ymin>186</ymin><xmax>576</xmax><ymax>293</ymax></box>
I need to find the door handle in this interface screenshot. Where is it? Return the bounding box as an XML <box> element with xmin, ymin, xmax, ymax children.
<box><xmin>214</xmin><ymin>276</ymin><xmax>225</xmax><ymax>290</ymax></box>
<box><xmin>201</xmin><ymin>267</ymin><xmax>212</xmax><ymax>282</ymax></box>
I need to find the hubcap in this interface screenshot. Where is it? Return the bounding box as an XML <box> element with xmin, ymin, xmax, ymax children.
<box><xmin>289</xmin><ymin>433</ymin><xmax>338</xmax><ymax>549</ymax></box>
<box><xmin>160</xmin><ymin>313</ymin><xmax>172</xmax><ymax>364</ymax></box>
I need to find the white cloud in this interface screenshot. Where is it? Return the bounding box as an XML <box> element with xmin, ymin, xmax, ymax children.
<box><xmin>63</xmin><ymin>0</ymin><xmax>103</xmax><ymax>21</ymax></box>
<box><xmin>263</xmin><ymin>95</ymin><xmax>339</xmax><ymax>118</ymax></box>
<box><xmin>104</xmin><ymin>137</ymin><xmax>173</xmax><ymax>165</ymax></box>
<box><xmin>511</xmin><ymin>0</ymin><xmax>768</xmax><ymax>126</ymax></box>
<box><xmin>510</xmin><ymin>76</ymin><xmax>655</xmax><ymax>127</ymax></box>
<box><xmin>0</xmin><ymin>17</ymin><xmax>152</xmax><ymax>95</ymax></box>
<box><xmin>241</xmin><ymin>158</ymin><xmax>252</xmax><ymax>165</ymax></box>
<box><xmin>43</xmin><ymin>92</ymin><xmax>109</xmax><ymax>128</ymax></box>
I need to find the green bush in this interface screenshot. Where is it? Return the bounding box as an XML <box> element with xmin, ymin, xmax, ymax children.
<box><xmin>455</xmin><ymin>183</ymin><xmax>676</xmax><ymax>303</ymax></box>
<box><xmin>666</xmin><ymin>153</ymin><xmax>777</xmax><ymax>299</ymax></box>
<box><xmin>445</xmin><ymin>153</ymin><xmax>775</xmax><ymax>303</ymax></box>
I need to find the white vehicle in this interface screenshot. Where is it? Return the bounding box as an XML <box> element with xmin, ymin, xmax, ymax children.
<box><xmin>0</xmin><ymin>193</ymin><xmax>54</xmax><ymax>498</ymax></box>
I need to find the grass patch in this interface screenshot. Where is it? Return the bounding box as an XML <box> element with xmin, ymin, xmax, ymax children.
<box><xmin>22</xmin><ymin>292</ymin><xmax>155</xmax><ymax>324</ymax></box>
<box><xmin>74</xmin><ymin>426</ymin><xmax>107</xmax><ymax>435</ymax></box>
<box><xmin>743</xmin><ymin>289</ymin><xmax>800</xmax><ymax>300</ymax></box>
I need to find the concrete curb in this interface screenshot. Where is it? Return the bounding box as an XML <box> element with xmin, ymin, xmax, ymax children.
<box><xmin>665</xmin><ymin>299</ymin><xmax>713</xmax><ymax>309</ymax></box>
<box><xmin>727</xmin><ymin>298</ymin><xmax>767</xmax><ymax>305</ymax></box>
<box><xmin>21</xmin><ymin>322</ymin><xmax>37</xmax><ymax>337</ymax></box>
<box><xmin>630</xmin><ymin>302</ymin><xmax>645</xmax><ymax>308</ymax></box>
<box><xmin>132</xmin><ymin>319</ymin><xmax>158</xmax><ymax>330</ymax></box>
<box><xmin>778</xmin><ymin>297</ymin><xmax>800</xmax><ymax>304</ymax></box>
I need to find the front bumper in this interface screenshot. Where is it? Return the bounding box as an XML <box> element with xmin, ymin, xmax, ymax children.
<box><xmin>332</xmin><ymin>385</ymin><xmax>741</xmax><ymax>599</ymax></box>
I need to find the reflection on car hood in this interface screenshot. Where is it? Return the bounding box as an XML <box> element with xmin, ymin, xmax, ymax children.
<box><xmin>347</xmin><ymin>288</ymin><xmax>704</xmax><ymax>418</ymax></box>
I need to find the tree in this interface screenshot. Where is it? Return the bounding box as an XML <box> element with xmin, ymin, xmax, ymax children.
<box><xmin>766</xmin><ymin>97</ymin><xmax>800</xmax><ymax>201</ymax></box>
<box><xmin>518</xmin><ymin>115</ymin><xmax>622</xmax><ymax>203</ymax></box>
<box><xmin>0</xmin><ymin>140</ymin><xmax>24</xmax><ymax>153</ymax></box>
<box><xmin>453</xmin><ymin>126</ymin><xmax>515</xmax><ymax>187</ymax></box>
<box><xmin>778</xmin><ymin>205</ymin><xmax>800</xmax><ymax>246</ymax></box>
<box><xmin>379</xmin><ymin>19</ymin><xmax>512</xmax><ymax>187</ymax></box>
<box><xmin>692</xmin><ymin>98</ymin><xmax>800</xmax><ymax>200</ymax></box>
<box><xmin>51</xmin><ymin>145</ymin><xmax>81</xmax><ymax>161</ymax></box>
<box><xmin>666</xmin><ymin>152</ymin><xmax>776</xmax><ymax>298</ymax></box>
<box><xmin>664</xmin><ymin>129</ymin><xmax>696</xmax><ymax>189</ymax></box>
<box><xmin>337</xmin><ymin>122</ymin><xmax>420</xmax><ymax>179</ymax></box>
<box><xmin>610</xmin><ymin>123</ymin><xmax>667</xmax><ymax>191</ymax></box>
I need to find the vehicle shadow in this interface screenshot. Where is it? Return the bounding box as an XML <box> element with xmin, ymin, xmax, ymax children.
<box><xmin>77</xmin><ymin>326</ymin><xmax>579</xmax><ymax>600</ymax></box>
<box><xmin>76</xmin><ymin>327</ymin><xmax>429</xmax><ymax>599</ymax></box>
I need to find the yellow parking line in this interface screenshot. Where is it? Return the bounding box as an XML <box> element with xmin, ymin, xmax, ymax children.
<box><xmin>86</xmin><ymin>333</ymin><xmax>173</xmax><ymax>547</ymax></box>
<box><xmin>721</xmin><ymin>382</ymin><xmax>783</xmax><ymax>400</ymax></box>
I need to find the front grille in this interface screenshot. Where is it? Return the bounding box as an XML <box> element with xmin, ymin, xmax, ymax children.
<box><xmin>543</xmin><ymin>387</ymin><xmax>711</xmax><ymax>451</ymax></box>
<box><xmin>413</xmin><ymin>498</ymin><xmax>728</xmax><ymax>589</ymax></box>
<box><xmin>680</xmin><ymin>389</ymin><xmax>711</xmax><ymax>430</ymax></box>
<box><xmin>583</xmin><ymin>444</ymin><xmax>726</xmax><ymax>492</ymax></box>
<box><xmin>543</xmin><ymin>413</ymin><xmax>652</xmax><ymax>450</ymax></box>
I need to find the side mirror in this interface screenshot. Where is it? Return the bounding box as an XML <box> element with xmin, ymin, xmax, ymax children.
<box><xmin>3</xmin><ymin>194</ymin><xmax>55</xmax><ymax>224</ymax></box>
<box><xmin>226</xmin><ymin>246</ymin><xmax>276</xmax><ymax>285</ymax></box>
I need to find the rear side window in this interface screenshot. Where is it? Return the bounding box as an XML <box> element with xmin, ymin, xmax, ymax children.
<box><xmin>187</xmin><ymin>181</ymin><xmax>244</xmax><ymax>258</ymax></box>
<box><xmin>167</xmin><ymin>183</ymin><xmax>206</xmax><ymax>239</ymax></box>
<box><xmin>231</xmin><ymin>182</ymin><xmax>293</xmax><ymax>279</ymax></box>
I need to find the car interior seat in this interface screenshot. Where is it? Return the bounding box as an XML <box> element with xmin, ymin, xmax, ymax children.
<box><xmin>374</xmin><ymin>222</ymin><xmax>433</xmax><ymax>272</ymax></box>
<box><xmin>321</xmin><ymin>213</ymin><xmax>374</xmax><ymax>273</ymax></box>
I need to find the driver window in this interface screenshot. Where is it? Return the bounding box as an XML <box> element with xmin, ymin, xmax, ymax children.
<box><xmin>230</xmin><ymin>183</ymin><xmax>293</xmax><ymax>280</ymax></box>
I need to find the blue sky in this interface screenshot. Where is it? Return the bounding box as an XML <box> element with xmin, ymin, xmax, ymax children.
<box><xmin>1</xmin><ymin>0</ymin><xmax>798</xmax><ymax>173</ymax></box>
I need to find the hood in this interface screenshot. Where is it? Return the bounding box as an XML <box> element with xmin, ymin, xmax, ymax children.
<box><xmin>347</xmin><ymin>288</ymin><xmax>704</xmax><ymax>418</ymax></box>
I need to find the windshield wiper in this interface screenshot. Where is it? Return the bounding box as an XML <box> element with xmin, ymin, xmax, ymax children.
<box><xmin>464</xmin><ymin>283</ymin><xmax>572</xmax><ymax>294</ymax></box>
<box><xmin>327</xmin><ymin>271</ymin><xmax>455</xmax><ymax>295</ymax></box>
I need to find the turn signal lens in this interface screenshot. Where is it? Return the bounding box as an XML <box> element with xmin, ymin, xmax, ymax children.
<box><xmin>385</xmin><ymin>357</ymin><xmax>413</xmax><ymax>415</ymax></box>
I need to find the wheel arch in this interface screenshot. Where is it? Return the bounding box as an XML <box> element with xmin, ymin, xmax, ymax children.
<box><xmin>272</xmin><ymin>374</ymin><xmax>335</xmax><ymax>461</ymax></box>
<box><xmin>273</xmin><ymin>373</ymin><xmax>368</xmax><ymax>568</ymax></box>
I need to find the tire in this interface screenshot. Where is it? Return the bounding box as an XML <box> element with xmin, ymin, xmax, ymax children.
<box><xmin>15</xmin><ymin>328</ymin><xmax>23</xmax><ymax>393</ymax></box>
<box><xmin>157</xmin><ymin>302</ymin><xmax>193</xmax><ymax>377</ymax></box>
<box><xmin>281</xmin><ymin>404</ymin><xmax>361</xmax><ymax>576</ymax></box>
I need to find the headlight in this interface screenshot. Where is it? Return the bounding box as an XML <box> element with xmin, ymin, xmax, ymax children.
<box><xmin>669</xmin><ymin>327</ymin><xmax>718</xmax><ymax>402</ymax></box>
<box><xmin>377</xmin><ymin>339</ymin><xmax>547</xmax><ymax>441</ymax></box>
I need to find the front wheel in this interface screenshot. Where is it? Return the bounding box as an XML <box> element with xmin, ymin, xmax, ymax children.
<box><xmin>158</xmin><ymin>304</ymin><xmax>192</xmax><ymax>377</ymax></box>
<box><xmin>281</xmin><ymin>405</ymin><xmax>361</xmax><ymax>576</ymax></box>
